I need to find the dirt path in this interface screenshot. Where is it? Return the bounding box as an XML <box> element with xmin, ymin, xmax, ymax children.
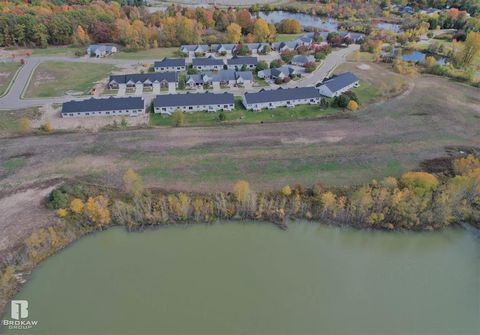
<box><xmin>0</xmin><ymin>182</ymin><xmax>60</xmax><ymax>261</ymax></box>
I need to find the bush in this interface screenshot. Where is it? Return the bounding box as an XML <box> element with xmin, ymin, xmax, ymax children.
<box><xmin>218</xmin><ymin>112</ymin><xmax>226</xmax><ymax>121</ymax></box>
<box><xmin>172</xmin><ymin>110</ymin><xmax>185</xmax><ymax>127</ymax></box>
<box><xmin>334</xmin><ymin>94</ymin><xmax>350</xmax><ymax>108</ymax></box>
<box><xmin>48</xmin><ymin>190</ymin><xmax>69</xmax><ymax>209</ymax></box>
<box><xmin>270</xmin><ymin>59</ymin><xmax>283</xmax><ymax>68</ymax></box>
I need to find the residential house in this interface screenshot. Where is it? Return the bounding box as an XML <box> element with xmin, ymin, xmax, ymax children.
<box><xmin>180</xmin><ymin>44</ymin><xmax>209</xmax><ymax>57</ymax></box>
<box><xmin>291</xmin><ymin>55</ymin><xmax>315</xmax><ymax>66</ymax></box>
<box><xmin>153</xmin><ymin>92</ymin><xmax>234</xmax><ymax>115</ymax></box>
<box><xmin>339</xmin><ymin>32</ymin><xmax>365</xmax><ymax>43</ymax></box>
<box><xmin>108</xmin><ymin>72</ymin><xmax>178</xmax><ymax>93</ymax></box>
<box><xmin>272</xmin><ymin>41</ymin><xmax>298</xmax><ymax>52</ymax></box>
<box><xmin>316</xmin><ymin>72</ymin><xmax>359</xmax><ymax>97</ymax></box>
<box><xmin>257</xmin><ymin>66</ymin><xmax>299</xmax><ymax>80</ymax></box>
<box><xmin>211</xmin><ymin>44</ymin><xmax>238</xmax><ymax>55</ymax></box>
<box><xmin>295</xmin><ymin>35</ymin><xmax>314</xmax><ymax>47</ymax></box>
<box><xmin>226</xmin><ymin>56</ymin><xmax>258</xmax><ymax>70</ymax></box>
<box><xmin>242</xmin><ymin>87</ymin><xmax>320</xmax><ymax>111</ymax></box>
<box><xmin>192</xmin><ymin>56</ymin><xmax>225</xmax><ymax>71</ymax></box>
<box><xmin>86</xmin><ymin>45</ymin><xmax>117</xmax><ymax>58</ymax></box>
<box><xmin>185</xmin><ymin>70</ymin><xmax>253</xmax><ymax>89</ymax></box>
<box><xmin>61</xmin><ymin>97</ymin><xmax>144</xmax><ymax>118</ymax></box>
<box><xmin>246</xmin><ymin>43</ymin><xmax>269</xmax><ymax>54</ymax></box>
<box><xmin>154</xmin><ymin>58</ymin><xmax>186</xmax><ymax>72</ymax></box>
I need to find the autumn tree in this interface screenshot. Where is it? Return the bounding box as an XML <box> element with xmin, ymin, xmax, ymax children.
<box><xmin>226</xmin><ymin>23</ymin><xmax>242</xmax><ymax>44</ymax></box>
<box><xmin>85</xmin><ymin>196</ymin><xmax>111</xmax><ymax>227</ymax></box>
<box><xmin>347</xmin><ymin>100</ymin><xmax>358</xmax><ymax>111</ymax></box>
<box><xmin>70</xmin><ymin>198</ymin><xmax>84</xmax><ymax>214</ymax></box>
<box><xmin>56</xmin><ymin>208</ymin><xmax>67</xmax><ymax>218</ymax></box>
<box><xmin>456</xmin><ymin>32</ymin><xmax>480</xmax><ymax>66</ymax></box>
<box><xmin>401</xmin><ymin>172</ymin><xmax>439</xmax><ymax>194</ymax></box>
<box><xmin>41</xmin><ymin>121</ymin><xmax>53</xmax><ymax>133</ymax></box>
<box><xmin>424</xmin><ymin>56</ymin><xmax>436</xmax><ymax>68</ymax></box>
<box><xmin>18</xmin><ymin>117</ymin><xmax>31</xmax><ymax>134</ymax></box>
<box><xmin>172</xmin><ymin>110</ymin><xmax>185</xmax><ymax>127</ymax></box>
<box><xmin>73</xmin><ymin>25</ymin><xmax>89</xmax><ymax>46</ymax></box>
<box><xmin>279</xmin><ymin>19</ymin><xmax>302</xmax><ymax>34</ymax></box>
<box><xmin>123</xmin><ymin>168</ymin><xmax>143</xmax><ymax>196</ymax></box>
<box><xmin>253</xmin><ymin>18</ymin><xmax>274</xmax><ymax>42</ymax></box>
<box><xmin>281</xmin><ymin>185</ymin><xmax>292</xmax><ymax>196</ymax></box>
<box><xmin>233</xmin><ymin>180</ymin><xmax>251</xmax><ymax>204</ymax></box>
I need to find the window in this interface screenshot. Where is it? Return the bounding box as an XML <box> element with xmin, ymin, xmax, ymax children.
<box><xmin>69</xmin><ymin>113</ymin><xmax>73</xmax><ymax>116</ymax></box>
<box><xmin>189</xmin><ymin>106</ymin><xmax>193</xmax><ymax>110</ymax></box>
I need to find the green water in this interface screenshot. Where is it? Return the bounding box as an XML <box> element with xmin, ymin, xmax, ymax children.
<box><xmin>3</xmin><ymin>223</ymin><xmax>480</xmax><ymax>335</ymax></box>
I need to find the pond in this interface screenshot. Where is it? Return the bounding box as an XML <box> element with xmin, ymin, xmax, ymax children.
<box><xmin>401</xmin><ymin>50</ymin><xmax>446</xmax><ymax>64</ymax></box>
<box><xmin>258</xmin><ymin>11</ymin><xmax>338</xmax><ymax>31</ymax></box>
<box><xmin>3</xmin><ymin>222</ymin><xmax>479</xmax><ymax>334</ymax></box>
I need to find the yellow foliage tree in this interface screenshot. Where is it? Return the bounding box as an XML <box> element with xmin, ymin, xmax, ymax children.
<box><xmin>347</xmin><ymin>100</ymin><xmax>358</xmax><ymax>111</ymax></box>
<box><xmin>226</xmin><ymin>23</ymin><xmax>242</xmax><ymax>44</ymax></box>
<box><xmin>233</xmin><ymin>180</ymin><xmax>251</xmax><ymax>203</ymax></box>
<box><xmin>85</xmin><ymin>196</ymin><xmax>111</xmax><ymax>227</ymax></box>
<box><xmin>457</xmin><ymin>32</ymin><xmax>480</xmax><ymax>66</ymax></box>
<box><xmin>70</xmin><ymin>198</ymin><xmax>84</xmax><ymax>214</ymax></box>
<box><xmin>42</xmin><ymin>121</ymin><xmax>53</xmax><ymax>133</ymax></box>
<box><xmin>123</xmin><ymin>168</ymin><xmax>143</xmax><ymax>196</ymax></box>
<box><xmin>401</xmin><ymin>171</ymin><xmax>439</xmax><ymax>193</ymax></box>
<box><xmin>18</xmin><ymin>117</ymin><xmax>31</xmax><ymax>134</ymax></box>
<box><xmin>56</xmin><ymin>208</ymin><xmax>67</xmax><ymax>218</ymax></box>
<box><xmin>424</xmin><ymin>56</ymin><xmax>436</xmax><ymax>68</ymax></box>
<box><xmin>453</xmin><ymin>155</ymin><xmax>480</xmax><ymax>175</ymax></box>
<box><xmin>253</xmin><ymin>18</ymin><xmax>272</xmax><ymax>42</ymax></box>
<box><xmin>281</xmin><ymin>185</ymin><xmax>292</xmax><ymax>196</ymax></box>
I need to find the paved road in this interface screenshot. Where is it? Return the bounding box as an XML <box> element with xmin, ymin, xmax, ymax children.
<box><xmin>0</xmin><ymin>45</ymin><xmax>359</xmax><ymax>110</ymax></box>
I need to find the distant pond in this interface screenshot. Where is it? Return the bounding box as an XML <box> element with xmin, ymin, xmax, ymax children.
<box><xmin>258</xmin><ymin>11</ymin><xmax>339</xmax><ymax>31</ymax></box>
<box><xmin>401</xmin><ymin>50</ymin><xmax>446</xmax><ymax>64</ymax></box>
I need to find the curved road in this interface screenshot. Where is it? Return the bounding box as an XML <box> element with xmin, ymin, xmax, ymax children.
<box><xmin>0</xmin><ymin>44</ymin><xmax>359</xmax><ymax>110</ymax></box>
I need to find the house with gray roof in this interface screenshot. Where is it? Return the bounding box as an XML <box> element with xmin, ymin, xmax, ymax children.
<box><xmin>180</xmin><ymin>44</ymin><xmax>209</xmax><ymax>56</ymax></box>
<box><xmin>242</xmin><ymin>87</ymin><xmax>320</xmax><ymax>111</ymax></box>
<box><xmin>154</xmin><ymin>58</ymin><xmax>186</xmax><ymax>72</ymax></box>
<box><xmin>291</xmin><ymin>54</ymin><xmax>315</xmax><ymax>66</ymax></box>
<box><xmin>211</xmin><ymin>44</ymin><xmax>238</xmax><ymax>55</ymax></box>
<box><xmin>257</xmin><ymin>66</ymin><xmax>299</xmax><ymax>80</ymax></box>
<box><xmin>272</xmin><ymin>41</ymin><xmax>298</xmax><ymax>52</ymax></box>
<box><xmin>153</xmin><ymin>92</ymin><xmax>234</xmax><ymax>115</ymax></box>
<box><xmin>185</xmin><ymin>70</ymin><xmax>253</xmax><ymax>89</ymax></box>
<box><xmin>108</xmin><ymin>72</ymin><xmax>178</xmax><ymax>89</ymax></box>
<box><xmin>192</xmin><ymin>56</ymin><xmax>225</xmax><ymax>71</ymax></box>
<box><xmin>246</xmin><ymin>43</ymin><xmax>269</xmax><ymax>54</ymax></box>
<box><xmin>226</xmin><ymin>56</ymin><xmax>258</xmax><ymax>70</ymax></box>
<box><xmin>86</xmin><ymin>44</ymin><xmax>117</xmax><ymax>58</ymax></box>
<box><xmin>317</xmin><ymin>72</ymin><xmax>359</xmax><ymax>97</ymax></box>
<box><xmin>61</xmin><ymin>97</ymin><xmax>144</xmax><ymax>118</ymax></box>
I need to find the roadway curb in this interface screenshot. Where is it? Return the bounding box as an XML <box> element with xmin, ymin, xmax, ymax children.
<box><xmin>20</xmin><ymin>60</ymin><xmax>40</xmax><ymax>100</ymax></box>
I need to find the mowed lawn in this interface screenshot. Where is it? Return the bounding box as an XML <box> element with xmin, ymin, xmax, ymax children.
<box><xmin>150</xmin><ymin>98</ymin><xmax>339</xmax><ymax>127</ymax></box>
<box><xmin>24</xmin><ymin>61</ymin><xmax>116</xmax><ymax>98</ymax></box>
<box><xmin>111</xmin><ymin>47</ymin><xmax>178</xmax><ymax>60</ymax></box>
<box><xmin>0</xmin><ymin>62</ymin><xmax>22</xmax><ymax>96</ymax></box>
<box><xmin>275</xmin><ymin>33</ymin><xmax>304</xmax><ymax>42</ymax></box>
<box><xmin>30</xmin><ymin>46</ymin><xmax>84</xmax><ymax>57</ymax></box>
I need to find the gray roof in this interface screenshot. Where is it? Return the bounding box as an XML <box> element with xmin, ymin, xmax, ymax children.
<box><xmin>187</xmin><ymin>70</ymin><xmax>253</xmax><ymax>83</ymax></box>
<box><xmin>246</xmin><ymin>43</ymin><xmax>269</xmax><ymax>51</ymax></box>
<box><xmin>211</xmin><ymin>44</ymin><xmax>237</xmax><ymax>52</ymax></box>
<box><xmin>109</xmin><ymin>72</ymin><xmax>178</xmax><ymax>84</ymax></box>
<box><xmin>273</xmin><ymin>41</ymin><xmax>298</xmax><ymax>50</ymax></box>
<box><xmin>61</xmin><ymin>97</ymin><xmax>144</xmax><ymax>114</ymax></box>
<box><xmin>319</xmin><ymin>72</ymin><xmax>359</xmax><ymax>93</ymax></box>
<box><xmin>292</xmin><ymin>55</ymin><xmax>315</xmax><ymax>64</ymax></box>
<box><xmin>244</xmin><ymin>87</ymin><xmax>320</xmax><ymax>104</ymax></box>
<box><xmin>271</xmin><ymin>66</ymin><xmax>296</xmax><ymax>77</ymax></box>
<box><xmin>227</xmin><ymin>56</ymin><xmax>258</xmax><ymax>66</ymax></box>
<box><xmin>154</xmin><ymin>92</ymin><xmax>234</xmax><ymax>108</ymax></box>
<box><xmin>181</xmin><ymin>44</ymin><xmax>208</xmax><ymax>52</ymax></box>
<box><xmin>192</xmin><ymin>56</ymin><xmax>224</xmax><ymax>66</ymax></box>
<box><xmin>154</xmin><ymin>58</ymin><xmax>185</xmax><ymax>67</ymax></box>
<box><xmin>88</xmin><ymin>44</ymin><xmax>115</xmax><ymax>53</ymax></box>
<box><xmin>236</xmin><ymin>71</ymin><xmax>253</xmax><ymax>81</ymax></box>
<box><xmin>186</xmin><ymin>74</ymin><xmax>205</xmax><ymax>84</ymax></box>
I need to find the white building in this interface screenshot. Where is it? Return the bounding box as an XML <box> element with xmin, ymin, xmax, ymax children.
<box><xmin>61</xmin><ymin>97</ymin><xmax>144</xmax><ymax>118</ymax></box>
<box><xmin>242</xmin><ymin>87</ymin><xmax>320</xmax><ymax>111</ymax></box>
<box><xmin>154</xmin><ymin>58</ymin><xmax>186</xmax><ymax>72</ymax></box>
<box><xmin>153</xmin><ymin>92</ymin><xmax>234</xmax><ymax>115</ymax></box>
<box><xmin>317</xmin><ymin>72</ymin><xmax>360</xmax><ymax>97</ymax></box>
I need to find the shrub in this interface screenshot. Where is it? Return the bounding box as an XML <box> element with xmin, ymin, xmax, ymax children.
<box><xmin>218</xmin><ymin>112</ymin><xmax>226</xmax><ymax>121</ymax></box>
<box><xmin>41</xmin><ymin>121</ymin><xmax>52</xmax><ymax>133</ymax></box>
<box><xmin>56</xmin><ymin>208</ymin><xmax>67</xmax><ymax>218</ymax></box>
<box><xmin>172</xmin><ymin>110</ymin><xmax>185</xmax><ymax>127</ymax></box>
<box><xmin>401</xmin><ymin>172</ymin><xmax>439</xmax><ymax>193</ymax></box>
<box><xmin>347</xmin><ymin>100</ymin><xmax>358</xmax><ymax>111</ymax></box>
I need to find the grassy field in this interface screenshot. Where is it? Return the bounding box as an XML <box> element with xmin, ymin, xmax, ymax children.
<box><xmin>0</xmin><ymin>62</ymin><xmax>21</xmax><ymax>96</ymax></box>
<box><xmin>0</xmin><ymin>107</ymin><xmax>41</xmax><ymax>137</ymax></box>
<box><xmin>275</xmin><ymin>34</ymin><xmax>304</xmax><ymax>42</ymax></box>
<box><xmin>150</xmin><ymin>98</ymin><xmax>339</xmax><ymax>127</ymax></box>
<box><xmin>1</xmin><ymin>62</ymin><xmax>479</xmax><ymax>193</ymax></box>
<box><xmin>24</xmin><ymin>61</ymin><xmax>116</xmax><ymax>98</ymax></box>
<box><xmin>111</xmin><ymin>47</ymin><xmax>178</xmax><ymax>60</ymax></box>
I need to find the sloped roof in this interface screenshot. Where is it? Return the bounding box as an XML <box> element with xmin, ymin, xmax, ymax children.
<box><xmin>211</xmin><ymin>44</ymin><xmax>237</xmax><ymax>52</ymax></box>
<box><xmin>154</xmin><ymin>58</ymin><xmax>186</xmax><ymax>67</ymax></box>
<box><xmin>235</xmin><ymin>71</ymin><xmax>253</xmax><ymax>81</ymax></box>
<box><xmin>61</xmin><ymin>97</ymin><xmax>144</xmax><ymax>114</ymax></box>
<box><xmin>181</xmin><ymin>44</ymin><xmax>209</xmax><ymax>52</ymax></box>
<box><xmin>320</xmin><ymin>72</ymin><xmax>359</xmax><ymax>93</ymax></box>
<box><xmin>244</xmin><ymin>87</ymin><xmax>320</xmax><ymax>104</ymax></box>
<box><xmin>109</xmin><ymin>72</ymin><xmax>178</xmax><ymax>84</ymax></box>
<box><xmin>227</xmin><ymin>56</ymin><xmax>258</xmax><ymax>65</ymax></box>
<box><xmin>292</xmin><ymin>54</ymin><xmax>315</xmax><ymax>64</ymax></box>
<box><xmin>153</xmin><ymin>92</ymin><xmax>234</xmax><ymax>108</ymax></box>
<box><xmin>192</xmin><ymin>56</ymin><xmax>224</xmax><ymax>66</ymax></box>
